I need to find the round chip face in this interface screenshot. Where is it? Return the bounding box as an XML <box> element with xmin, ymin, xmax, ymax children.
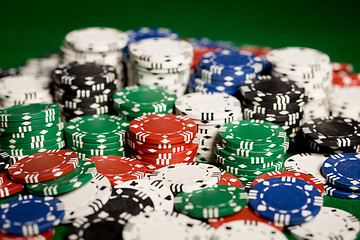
<box><xmin>86</xmin><ymin>155</ymin><xmax>146</xmax><ymax>185</ymax></box>
<box><xmin>218</xmin><ymin>120</ymin><xmax>287</xmax><ymax>149</ymax></box>
<box><xmin>7</xmin><ymin>149</ymin><xmax>79</xmax><ymax>184</ymax></box>
<box><xmin>0</xmin><ymin>195</ymin><xmax>64</xmax><ymax>236</ymax></box>
<box><xmin>64</xmin><ymin>27</ymin><xmax>128</xmax><ymax>52</ymax></box>
<box><xmin>248</xmin><ymin>177</ymin><xmax>323</xmax><ymax>226</ymax></box>
<box><xmin>25</xmin><ymin>160</ymin><xmax>97</xmax><ymax>196</ymax></box>
<box><xmin>175</xmin><ymin>92</ymin><xmax>240</xmax><ymax>121</ymax></box>
<box><xmin>216</xmin><ymin>171</ymin><xmax>243</xmax><ymax>188</ymax></box>
<box><xmin>0</xmin><ymin>228</ymin><xmax>55</xmax><ymax>240</ymax></box>
<box><xmin>210</xmin><ymin>220</ymin><xmax>287</xmax><ymax>240</ymax></box>
<box><xmin>0</xmin><ymin>103</ymin><xmax>59</xmax><ymax>122</ymax></box>
<box><xmin>128</xmin><ymin>114</ymin><xmax>197</xmax><ymax>144</ymax></box>
<box><xmin>174</xmin><ymin>185</ymin><xmax>248</xmax><ymax>219</ymax></box>
<box><xmin>288</xmin><ymin>207</ymin><xmax>360</xmax><ymax>240</ymax></box>
<box><xmin>147</xmin><ymin>162</ymin><xmax>221</xmax><ymax>193</ymax></box>
<box><xmin>0</xmin><ymin>171</ymin><xmax>24</xmax><ymax>198</ymax></box>
<box><xmin>322</xmin><ymin>153</ymin><xmax>360</xmax><ymax>191</ymax></box>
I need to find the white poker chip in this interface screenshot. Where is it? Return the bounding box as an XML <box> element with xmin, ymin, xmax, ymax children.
<box><xmin>122</xmin><ymin>210</ymin><xmax>213</xmax><ymax>240</ymax></box>
<box><xmin>175</xmin><ymin>92</ymin><xmax>241</xmax><ymax>121</ymax></box>
<box><xmin>0</xmin><ymin>75</ymin><xmax>50</xmax><ymax>93</ymax></box>
<box><xmin>288</xmin><ymin>206</ymin><xmax>360</xmax><ymax>240</ymax></box>
<box><xmin>147</xmin><ymin>163</ymin><xmax>221</xmax><ymax>193</ymax></box>
<box><xmin>58</xmin><ymin>174</ymin><xmax>112</xmax><ymax>222</ymax></box>
<box><xmin>211</xmin><ymin>220</ymin><xmax>287</xmax><ymax>240</ymax></box>
<box><xmin>64</xmin><ymin>27</ymin><xmax>128</xmax><ymax>53</ymax></box>
<box><xmin>284</xmin><ymin>153</ymin><xmax>329</xmax><ymax>183</ymax></box>
<box><xmin>114</xmin><ymin>179</ymin><xmax>174</xmax><ymax>213</ymax></box>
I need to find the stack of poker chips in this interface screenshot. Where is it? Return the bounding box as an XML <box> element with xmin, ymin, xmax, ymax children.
<box><xmin>321</xmin><ymin>153</ymin><xmax>360</xmax><ymax>199</ymax></box>
<box><xmin>52</xmin><ymin>62</ymin><xmax>119</xmax><ymax>120</ymax></box>
<box><xmin>0</xmin><ymin>75</ymin><xmax>53</xmax><ymax>108</ymax></box>
<box><xmin>64</xmin><ymin>114</ymin><xmax>129</xmax><ymax>160</ymax></box>
<box><xmin>124</xmin><ymin>27</ymin><xmax>180</xmax><ymax>86</ymax></box>
<box><xmin>214</xmin><ymin>119</ymin><xmax>289</xmax><ymax>184</ymax></box>
<box><xmin>266</xmin><ymin>47</ymin><xmax>332</xmax><ymax>122</ymax></box>
<box><xmin>329</xmin><ymin>86</ymin><xmax>360</xmax><ymax>120</ymax></box>
<box><xmin>19</xmin><ymin>53</ymin><xmax>61</xmax><ymax>77</ymax></box>
<box><xmin>175</xmin><ymin>92</ymin><xmax>242</xmax><ymax>164</ymax></box>
<box><xmin>239</xmin><ymin>75</ymin><xmax>307</xmax><ymax>145</ymax></box>
<box><xmin>128</xmin><ymin>38</ymin><xmax>193</xmax><ymax>97</ymax></box>
<box><xmin>189</xmin><ymin>49</ymin><xmax>269</xmax><ymax>96</ymax></box>
<box><xmin>300</xmin><ymin>116</ymin><xmax>360</xmax><ymax>153</ymax></box>
<box><xmin>112</xmin><ymin>85</ymin><xmax>176</xmax><ymax>122</ymax></box>
<box><xmin>127</xmin><ymin>114</ymin><xmax>198</xmax><ymax>173</ymax></box>
<box><xmin>0</xmin><ymin>103</ymin><xmax>65</xmax><ymax>157</ymax></box>
<box><xmin>61</xmin><ymin>27</ymin><xmax>128</xmax><ymax>86</ymax></box>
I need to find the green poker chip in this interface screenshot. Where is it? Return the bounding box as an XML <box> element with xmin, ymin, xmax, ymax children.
<box><xmin>68</xmin><ymin>146</ymin><xmax>125</xmax><ymax>156</ymax></box>
<box><xmin>115</xmin><ymin>106</ymin><xmax>172</xmax><ymax>118</ymax></box>
<box><xmin>26</xmin><ymin>160</ymin><xmax>97</xmax><ymax>196</ymax></box>
<box><xmin>0</xmin><ymin>114</ymin><xmax>60</xmax><ymax>128</ymax></box>
<box><xmin>218</xmin><ymin>119</ymin><xmax>287</xmax><ymax>149</ymax></box>
<box><xmin>1</xmin><ymin>140</ymin><xmax>65</xmax><ymax>156</ymax></box>
<box><xmin>0</xmin><ymin>130</ymin><xmax>63</xmax><ymax>145</ymax></box>
<box><xmin>113</xmin><ymin>85</ymin><xmax>176</xmax><ymax>112</ymax></box>
<box><xmin>74</xmin><ymin>150</ymin><xmax>125</xmax><ymax>160</ymax></box>
<box><xmin>174</xmin><ymin>185</ymin><xmax>248</xmax><ymax>219</ymax></box>
<box><xmin>215</xmin><ymin>142</ymin><xmax>288</xmax><ymax>158</ymax></box>
<box><xmin>0</xmin><ymin>118</ymin><xmax>61</xmax><ymax>134</ymax></box>
<box><xmin>0</xmin><ymin>103</ymin><xmax>60</xmax><ymax>122</ymax></box>
<box><xmin>0</xmin><ymin>136</ymin><xmax>64</xmax><ymax>150</ymax></box>
<box><xmin>218</xmin><ymin>160</ymin><xmax>284</xmax><ymax>176</ymax></box>
<box><xmin>66</xmin><ymin>137</ymin><xmax>124</xmax><ymax>149</ymax></box>
<box><xmin>64</xmin><ymin>114</ymin><xmax>129</xmax><ymax>143</ymax></box>
<box><xmin>215</xmin><ymin>153</ymin><xmax>284</xmax><ymax>170</ymax></box>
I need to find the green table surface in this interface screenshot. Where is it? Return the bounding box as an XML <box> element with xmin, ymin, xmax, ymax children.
<box><xmin>0</xmin><ymin>0</ymin><xmax>359</xmax><ymax>239</ymax></box>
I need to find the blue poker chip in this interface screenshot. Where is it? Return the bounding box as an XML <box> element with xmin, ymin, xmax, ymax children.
<box><xmin>324</xmin><ymin>183</ymin><xmax>360</xmax><ymax>199</ymax></box>
<box><xmin>248</xmin><ymin>177</ymin><xmax>323</xmax><ymax>226</ymax></box>
<box><xmin>0</xmin><ymin>195</ymin><xmax>64</xmax><ymax>236</ymax></box>
<box><xmin>187</xmin><ymin>37</ymin><xmax>235</xmax><ymax>49</ymax></box>
<box><xmin>322</xmin><ymin>153</ymin><xmax>360</xmax><ymax>192</ymax></box>
<box><xmin>199</xmin><ymin>49</ymin><xmax>269</xmax><ymax>75</ymax></box>
<box><xmin>191</xmin><ymin>73</ymin><xmax>242</xmax><ymax>89</ymax></box>
<box><xmin>188</xmin><ymin>77</ymin><xmax>238</xmax><ymax>96</ymax></box>
<box><xmin>196</xmin><ymin>64</ymin><xmax>254</xmax><ymax>84</ymax></box>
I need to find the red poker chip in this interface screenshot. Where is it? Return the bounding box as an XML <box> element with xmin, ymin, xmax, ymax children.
<box><xmin>0</xmin><ymin>228</ymin><xmax>55</xmax><ymax>240</ymax></box>
<box><xmin>252</xmin><ymin>171</ymin><xmax>324</xmax><ymax>195</ymax></box>
<box><xmin>0</xmin><ymin>171</ymin><xmax>24</xmax><ymax>198</ymax></box>
<box><xmin>208</xmin><ymin>205</ymin><xmax>283</xmax><ymax>231</ymax></box>
<box><xmin>8</xmin><ymin>150</ymin><xmax>79</xmax><ymax>184</ymax></box>
<box><xmin>217</xmin><ymin>171</ymin><xmax>243</xmax><ymax>188</ymax></box>
<box><xmin>141</xmin><ymin>157</ymin><xmax>196</xmax><ymax>173</ymax></box>
<box><xmin>332</xmin><ymin>71</ymin><xmax>360</xmax><ymax>86</ymax></box>
<box><xmin>332</xmin><ymin>62</ymin><xmax>354</xmax><ymax>73</ymax></box>
<box><xmin>85</xmin><ymin>155</ymin><xmax>146</xmax><ymax>185</ymax></box>
<box><xmin>130</xmin><ymin>149</ymin><xmax>197</xmax><ymax>165</ymax></box>
<box><xmin>192</xmin><ymin>47</ymin><xmax>219</xmax><ymax>70</ymax></box>
<box><xmin>239</xmin><ymin>45</ymin><xmax>273</xmax><ymax>57</ymax></box>
<box><xmin>128</xmin><ymin>114</ymin><xmax>197</xmax><ymax>144</ymax></box>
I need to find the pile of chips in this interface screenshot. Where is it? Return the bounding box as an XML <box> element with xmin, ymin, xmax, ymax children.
<box><xmin>175</xmin><ymin>92</ymin><xmax>242</xmax><ymax>163</ymax></box>
<box><xmin>53</xmin><ymin>62</ymin><xmax>119</xmax><ymax>120</ymax></box>
<box><xmin>113</xmin><ymin>85</ymin><xmax>176</xmax><ymax>122</ymax></box>
<box><xmin>61</xmin><ymin>27</ymin><xmax>128</xmax><ymax>83</ymax></box>
<box><xmin>300</xmin><ymin>116</ymin><xmax>360</xmax><ymax>153</ymax></box>
<box><xmin>128</xmin><ymin>38</ymin><xmax>193</xmax><ymax>96</ymax></box>
<box><xmin>239</xmin><ymin>75</ymin><xmax>307</xmax><ymax>145</ymax></box>
<box><xmin>266</xmin><ymin>47</ymin><xmax>332</xmax><ymax>122</ymax></box>
<box><xmin>127</xmin><ymin>114</ymin><xmax>198</xmax><ymax>173</ymax></box>
<box><xmin>190</xmin><ymin>49</ymin><xmax>269</xmax><ymax>96</ymax></box>
<box><xmin>64</xmin><ymin>114</ymin><xmax>129</xmax><ymax>159</ymax></box>
<box><xmin>0</xmin><ymin>103</ymin><xmax>64</xmax><ymax>157</ymax></box>
<box><xmin>329</xmin><ymin>86</ymin><xmax>360</xmax><ymax>120</ymax></box>
<box><xmin>215</xmin><ymin>119</ymin><xmax>289</xmax><ymax>183</ymax></box>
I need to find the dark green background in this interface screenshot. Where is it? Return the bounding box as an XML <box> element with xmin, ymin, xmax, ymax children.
<box><xmin>1</xmin><ymin>0</ymin><xmax>359</xmax><ymax>239</ymax></box>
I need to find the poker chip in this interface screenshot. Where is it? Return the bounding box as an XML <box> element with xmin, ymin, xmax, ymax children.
<box><xmin>86</xmin><ymin>155</ymin><xmax>146</xmax><ymax>185</ymax></box>
<box><xmin>114</xmin><ymin>178</ymin><xmax>174</xmax><ymax>212</ymax></box>
<box><xmin>0</xmin><ymin>195</ymin><xmax>64</xmax><ymax>236</ymax></box>
<box><xmin>58</xmin><ymin>174</ymin><xmax>112</xmax><ymax>223</ymax></box>
<box><xmin>122</xmin><ymin>210</ymin><xmax>213</xmax><ymax>240</ymax></box>
<box><xmin>7</xmin><ymin>149</ymin><xmax>79</xmax><ymax>184</ymax></box>
<box><xmin>330</xmin><ymin>86</ymin><xmax>360</xmax><ymax>120</ymax></box>
<box><xmin>0</xmin><ymin>228</ymin><xmax>55</xmax><ymax>240</ymax></box>
<box><xmin>288</xmin><ymin>207</ymin><xmax>360</xmax><ymax>240</ymax></box>
<box><xmin>174</xmin><ymin>185</ymin><xmax>248</xmax><ymax>219</ymax></box>
<box><xmin>147</xmin><ymin>162</ymin><xmax>221</xmax><ymax>193</ymax></box>
<box><xmin>239</xmin><ymin>45</ymin><xmax>273</xmax><ymax>57</ymax></box>
<box><xmin>0</xmin><ymin>171</ymin><xmax>24</xmax><ymax>198</ymax></box>
<box><xmin>0</xmin><ymin>151</ymin><xmax>17</xmax><ymax>173</ymax></box>
<box><xmin>25</xmin><ymin>160</ymin><xmax>97</xmax><ymax>196</ymax></box>
<box><xmin>0</xmin><ymin>103</ymin><xmax>59</xmax><ymax>122</ymax></box>
<box><xmin>253</xmin><ymin>170</ymin><xmax>325</xmax><ymax>195</ymax></box>
<box><xmin>323</xmin><ymin>182</ymin><xmax>360</xmax><ymax>199</ymax></box>
<box><xmin>248</xmin><ymin>177</ymin><xmax>323</xmax><ymax>226</ymax></box>
<box><xmin>210</xmin><ymin>220</ymin><xmax>287</xmax><ymax>240</ymax></box>
<box><xmin>216</xmin><ymin>171</ymin><xmax>243</xmax><ymax>188</ymax></box>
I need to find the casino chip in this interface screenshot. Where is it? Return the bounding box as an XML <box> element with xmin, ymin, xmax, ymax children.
<box><xmin>217</xmin><ymin>171</ymin><xmax>243</xmax><ymax>188</ymax></box>
<box><xmin>8</xmin><ymin>149</ymin><xmax>79</xmax><ymax>184</ymax></box>
<box><xmin>122</xmin><ymin>210</ymin><xmax>213</xmax><ymax>240</ymax></box>
<box><xmin>288</xmin><ymin>207</ymin><xmax>360</xmax><ymax>240</ymax></box>
<box><xmin>86</xmin><ymin>155</ymin><xmax>146</xmax><ymax>185</ymax></box>
<box><xmin>266</xmin><ymin>47</ymin><xmax>332</xmax><ymax>122</ymax></box>
<box><xmin>175</xmin><ymin>92</ymin><xmax>241</xmax><ymax>163</ymax></box>
<box><xmin>329</xmin><ymin>86</ymin><xmax>360</xmax><ymax>120</ymax></box>
<box><xmin>174</xmin><ymin>185</ymin><xmax>248</xmax><ymax>219</ymax></box>
<box><xmin>113</xmin><ymin>85</ymin><xmax>176</xmax><ymax>122</ymax></box>
<box><xmin>0</xmin><ymin>228</ymin><xmax>55</xmax><ymax>240</ymax></box>
<box><xmin>0</xmin><ymin>151</ymin><xmax>17</xmax><ymax>173</ymax></box>
<box><xmin>248</xmin><ymin>177</ymin><xmax>323</xmax><ymax>226</ymax></box>
<box><xmin>147</xmin><ymin>162</ymin><xmax>221</xmax><ymax>193</ymax></box>
<box><xmin>64</xmin><ymin>114</ymin><xmax>129</xmax><ymax>159</ymax></box>
<box><xmin>332</xmin><ymin>71</ymin><xmax>360</xmax><ymax>87</ymax></box>
<box><xmin>0</xmin><ymin>195</ymin><xmax>64</xmax><ymax>236</ymax></box>
<box><xmin>210</xmin><ymin>220</ymin><xmax>287</xmax><ymax>240</ymax></box>
<box><xmin>239</xmin><ymin>45</ymin><xmax>273</xmax><ymax>57</ymax></box>
<box><xmin>0</xmin><ymin>171</ymin><xmax>24</xmax><ymax>198</ymax></box>
<box><xmin>128</xmin><ymin>38</ymin><xmax>193</xmax><ymax>97</ymax></box>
